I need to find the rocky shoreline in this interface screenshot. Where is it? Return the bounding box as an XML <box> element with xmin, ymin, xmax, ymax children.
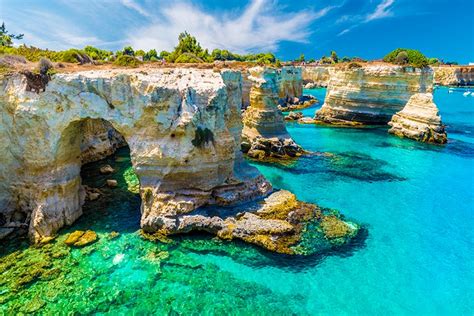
<box><xmin>0</xmin><ymin>67</ymin><xmax>359</xmax><ymax>255</ymax></box>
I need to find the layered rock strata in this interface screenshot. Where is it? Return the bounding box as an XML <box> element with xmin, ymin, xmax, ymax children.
<box><xmin>314</xmin><ymin>65</ymin><xmax>435</xmax><ymax>125</ymax></box>
<box><xmin>302</xmin><ymin>65</ymin><xmax>331</xmax><ymax>88</ymax></box>
<box><xmin>388</xmin><ymin>93</ymin><xmax>447</xmax><ymax>144</ymax></box>
<box><xmin>0</xmin><ymin>69</ymin><xmax>269</xmax><ymax>242</ymax></box>
<box><xmin>0</xmin><ymin>68</ymin><xmax>359</xmax><ymax>254</ymax></box>
<box><xmin>433</xmin><ymin>66</ymin><xmax>474</xmax><ymax>86</ymax></box>
<box><xmin>242</xmin><ymin>66</ymin><xmax>304</xmax><ymax>160</ymax></box>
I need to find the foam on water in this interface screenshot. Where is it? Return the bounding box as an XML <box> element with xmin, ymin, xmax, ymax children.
<box><xmin>0</xmin><ymin>87</ymin><xmax>472</xmax><ymax>315</ymax></box>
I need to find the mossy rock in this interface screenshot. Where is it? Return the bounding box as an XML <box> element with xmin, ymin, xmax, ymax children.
<box><xmin>64</xmin><ymin>230</ymin><xmax>98</xmax><ymax>247</ymax></box>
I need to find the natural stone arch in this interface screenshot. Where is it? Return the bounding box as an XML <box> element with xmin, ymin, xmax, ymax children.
<box><xmin>0</xmin><ymin>69</ymin><xmax>270</xmax><ymax>242</ymax></box>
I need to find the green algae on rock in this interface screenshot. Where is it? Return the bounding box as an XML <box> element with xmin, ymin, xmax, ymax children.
<box><xmin>64</xmin><ymin>230</ymin><xmax>97</xmax><ymax>247</ymax></box>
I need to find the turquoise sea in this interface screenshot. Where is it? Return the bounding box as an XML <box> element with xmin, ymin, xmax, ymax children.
<box><xmin>1</xmin><ymin>86</ymin><xmax>473</xmax><ymax>315</ymax></box>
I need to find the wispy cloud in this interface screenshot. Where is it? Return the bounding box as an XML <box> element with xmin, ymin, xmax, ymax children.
<box><xmin>338</xmin><ymin>0</ymin><xmax>396</xmax><ymax>36</ymax></box>
<box><xmin>121</xmin><ymin>0</ymin><xmax>151</xmax><ymax>18</ymax></box>
<box><xmin>365</xmin><ymin>0</ymin><xmax>395</xmax><ymax>22</ymax></box>
<box><xmin>126</xmin><ymin>0</ymin><xmax>333</xmax><ymax>53</ymax></box>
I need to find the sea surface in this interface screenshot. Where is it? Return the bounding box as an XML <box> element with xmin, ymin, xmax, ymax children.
<box><xmin>1</xmin><ymin>86</ymin><xmax>473</xmax><ymax>315</ymax></box>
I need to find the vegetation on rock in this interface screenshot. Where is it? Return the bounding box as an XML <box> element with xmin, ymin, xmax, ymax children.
<box><xmin>113</xmin><ymin>55</ymin><xmax>142</xmax><ymax>67</ymax></box>
<box><xmin>383</xmin><ymin>48</ymin><xmax>429</xmax><ymax>68</ymax></box>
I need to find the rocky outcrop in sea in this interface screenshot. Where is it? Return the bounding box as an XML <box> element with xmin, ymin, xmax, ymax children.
<box><xmin>388</xmin><ymin>93</ymin><xmax>447</xmax><ymax>144</ymax></box>
<box><xmin>241</xmin><ymin>66</ymin><xmax>305</xmax><ymax>161</ymax></box>
<box><xmin>314</xmin><ymin>64</ymin><xmax>435</xmax><ymax>125</ymax></box>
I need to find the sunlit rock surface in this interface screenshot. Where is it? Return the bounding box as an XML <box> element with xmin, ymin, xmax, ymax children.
<box><xmin>388</xmin><ymin>93</ymin><xmax>447</xmax><ymax>144</ymax></box>
<box><xmin>0</xmin><ymin>68</ymin><xmax>359</xmax><ymax>254</ymax></box>
<box><xmin>302</xmin><ymin>65</ymin><xmax>331</xmax><ymax>88</ymax></box>
<box><xmin>433</xmin><ymin>66</ymin><xmax>474</xmax><ymax>86</ymax></box>
<box><xmin>241</xmin><ymin>66</ymin><xmax>304</xmax><ymax>160</ymax></box>
<box><xmin>0</xmin><ymin>69</ymin><xmax>270</xmax><ymax>242</ymax></box>
<box><xmin>314</xmin><ymin>64</ymin><xmax>434</xmax><ymax>125</ymax></box>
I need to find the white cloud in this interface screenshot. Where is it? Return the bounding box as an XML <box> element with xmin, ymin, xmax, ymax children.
<box><xmin>337</xmin><ymin>0</ymin><xmax>396</xmax><ymax>36</ymax></box>
<box><xmin>126</xmin><ymin>0</ymin><xmax>333</xmax><ymax>53</ymax></box>
<box><xmin>365</xmin><ymin>0</ymin><xmax>395</xmax><ymax>22</ymax></box>
<box><xmin>121</xmin><ymin>0</ymin><xmax>151</xmax><ymax>18</ymax></box>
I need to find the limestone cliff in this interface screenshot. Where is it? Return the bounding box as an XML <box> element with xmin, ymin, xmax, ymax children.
<box><xmin>0</xmin><ymin>68</ymin><xmax>269</xmax><ymax>242</ymax></box>
<box><xmin>0</xmin><ymin>68</ymin><xmax>359</xmax><ymax>253</ymax></box>
<box><xmin>388</xmin><ymin>93</ymin><xmax>447</xmax><ymax>144</ymax></box>
<box><xmin>278</xmin><ymin>66</ymin><xmax>303</xmax><ymax>101</ymax></box>
<box><xmin>433</xmin><ymin>66</ymin><xmax>474</xmax><ymax>86</ymax></box>
<box><xmin>314</xmin><ymin>64</ymin><xmax>434</xmax><ymax>125</ymax></box>
<box><xmin>241</xmin><ymin>66</ymin><xmax>304</xmax><ymax>160</ymax></box>
<box><xmin>302</xmin><ymin>65</ymin><xmax>331</xmax><ymax>88</ymax></box>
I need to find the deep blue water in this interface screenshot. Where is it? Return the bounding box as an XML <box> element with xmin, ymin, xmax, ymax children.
<box><xmin>1</xmin><ymin>87</ymin><xmax>473</xmax><ymax>314</ymax></box>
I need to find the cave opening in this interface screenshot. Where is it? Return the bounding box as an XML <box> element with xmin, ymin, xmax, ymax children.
<box><xmin>64</xmin><ymin>118</ymin><xmax>142</xmax><ymax>235</ymax></box>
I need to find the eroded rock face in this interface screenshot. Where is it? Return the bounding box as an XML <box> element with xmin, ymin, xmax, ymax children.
<box><xmin>0</xmin><ymin>68</ymin><xmax>361</xmax><ymax>255</ymax></box>
<box><xmin>157</xmin><ymin>189</ymin><xmax>360</xmax><ymax>255</ymax></box>
<box><xmin>0</xmin><ymin>68</ymin><xmax>271</xmax><ymax>242</ymax></box>
<box><xmin>388</xmin><ymin>93</ymin><xmax>447</xmax><ymax>144</ymax></box>
<box><xmin>278</xmin><ymin>66</ymin><xmax>303</xmax><ymax>102</ymax></box>
<box><xmin>433</xmin><ymin>66</ymin><xmax>474</xmax><ymax>86</ymax></box>
<box><xmin>242</xmin><ymin>66</ymin><xmax>304</xmax><ymax>161</ymax></box>
<box><xmin>302</xmin><ymin>65</ymin><xmax>331</xmax><ymax>88</ymax></box>
<box><xmin>80</xmin><ymin>119</ymin><xmax>126</xmax><ymax>164</ymax></box>
<box><xmin>314</xmin><ymin>65</ymin><xmax>434</xmax><ymax>125</ymax></box>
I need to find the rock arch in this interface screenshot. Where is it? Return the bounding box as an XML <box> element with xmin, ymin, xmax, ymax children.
<box><xmin>0</xmin><ymin>69</ymin><xmax>270</xmax><ymax>242</ymax></box>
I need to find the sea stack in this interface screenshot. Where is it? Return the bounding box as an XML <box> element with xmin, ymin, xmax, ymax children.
<box><xmin>388</xmin><ymin>93</ymin><xmax>447</xmax><ymax>144</ymax></box>
<box><xmin>241</xmin><ymin>66</ymin><xmax>304</xmax><ymax>160</ymax></box>
<box><xmin>314</xmin><ymin>64</ymin><xmax>434</xmax><ymax>125</ymax></box>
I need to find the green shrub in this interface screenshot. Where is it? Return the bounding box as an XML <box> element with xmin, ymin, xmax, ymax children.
<box><xmin>59</xmin><ymin>49</ymin><xmax>91</xmax><ymax>64</ymax></box>
<box><xmin>122</xmin><ymin>46</ymin><xmax>134</xmax><ymax>56</ymax></box>
<box><xmin>84</xmin><ymin>46</ymin><xmax>112</xmax><ymax>61</ymax></box>
<box><xmin>395</xmin><ymin>51</ymin><xmax>409</xmax><ymax>65</ymax></box>
<box><xmin>383</xmin><ymin>48</ymin><xmax>429</xmax><ymax>68</ymax></box>
<box><xmin>113</xmin><ymin>55</ymin><xmax>142</xmax><ymax>67</ymax></box>
<box><xmin>174</xmin><ymin>53</ymin><xmax>203</xmax><ymax>63</ymax></box>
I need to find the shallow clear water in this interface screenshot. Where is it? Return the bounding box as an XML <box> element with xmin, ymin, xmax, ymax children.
<box><xmin>1</xmin><ymin>87</ymin><xmax>473</xmax><ymax>315</ymax></box>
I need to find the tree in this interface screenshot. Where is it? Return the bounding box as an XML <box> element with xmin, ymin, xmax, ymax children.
<box><xmin>135</xmin><ymin>49</ymin><xmax>145</xmax><ymax>57</ymax></box>
<box><xmin>395</xmin><ymin>51</ymin><xmax>409</xmax><ymax>65</ymax></box>
<box><xmin>144</xmin><ymin>49</ymin><xmax>159</xmax><ymax>61</ymax></box>
<box><xmin>295</xmin><ymin>53</ymin><xmax>305</xmax><ymax>62</ymax></box>
<box><xmin>341</xmin><ymin>56</ymin><xmax>351</xmax><ymax>62</ymax></box>
<box><xmin>122</xmin><ymin>46</ymin><xmax>135</xmax><ymax>56</ymax></box>
<box><xmin>383</xmin><ymin>48</ymin><xmax>429</xmax><ymax>68</ymax></box>
<box><xmin>330</xmin><ymin>51</ymin><xmax>339</xmax><ymax>63</ymax></box>
<box><xmin>0</xmin><ymin>22</ymin><xmax>24</xmax><ymax>47</ymax></box>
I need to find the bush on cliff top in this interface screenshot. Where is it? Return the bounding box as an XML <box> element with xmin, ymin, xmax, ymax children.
<box><xmin>383</xmin><ymin>48</ymin><xmax>429</xmax><ymax>68</ymax></box>
<box><xmin>113</xmin><ymin>55</ymin><xmax>142</xmax><ymax>67</ymax></box>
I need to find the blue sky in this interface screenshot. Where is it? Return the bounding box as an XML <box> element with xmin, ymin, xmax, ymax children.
<box><xmin>1</xmin><ymin>0</ymin><xmax>473</xmax><ymax>63</ymax></box>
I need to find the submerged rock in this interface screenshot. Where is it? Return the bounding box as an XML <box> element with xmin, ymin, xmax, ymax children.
<box><xmin>64</xmin><ymin>230</ymin><xmax>97</xmax><ymax>247</ymax></box>
<box><xmin>106</xmin><ymin>179</ymin><xmax>118</xmax><ymax>188</ymax></box>
<box><xmin>99</xmin><ymin>164</ymin><xmax>115</xmax><ymax>174</ymax></box>
<box><xmin>148</xmin><ymin>190</ymin><xmax>360</xmax><ymax>255</ymax></box>
<box><xmin>388</xmin><ymin>93</ymin><xmax>447</xmax><ymax>144</ymax></box>
<box><xmin>284</xmin><ymin>111</ymin><xmax>303</xmax><ymax>121</ymax></box>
